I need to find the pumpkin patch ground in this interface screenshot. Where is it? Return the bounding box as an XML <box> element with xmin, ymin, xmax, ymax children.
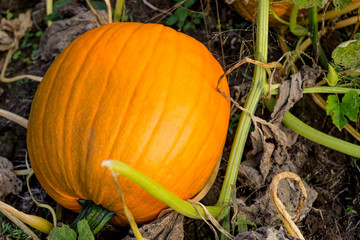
<box><xmin>0</xmin><ymin>0</ymin><xmax>360</xmax><ymax>239</ymax></box>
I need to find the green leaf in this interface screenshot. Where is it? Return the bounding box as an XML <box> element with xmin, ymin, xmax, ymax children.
<box><xmin>6</xmin><ymin>12</ymin><xmax>13</xmax><ymax>20</ymax></box>
<box><xmin>292</xmin><ymin>0</ymin><xmax>323</xmax><ymax>8</ymax></box>
<box><xmin>342</xmin><ymin>91</ymin><xmax>360</xmax><ymax>122</ymax></box>
<box><xmin>165</xmin><ymin>14</ymin><xmax>179</xmax><ymax>26</ymax></box>
<box><xmin>77</xmin><ymin>220</ymin><xmax>94</xmax><ymax>240</ymax></box>
<box><xmin>35</xmin><ymin>31</ymin><xmax>43</xmax><ymax>37</ymax></box>
<box><xmin>326</xmin><ymin>64</ymin><xmax>339</xmax><ymax>87</ymax></box>
<box><xmin>326</xmin><ymin>91</ymin><xmax>360</xmax><ymax>130</ymax></box>
<box><xmin>48</xmin><ymin>221</ymin><xmax>94</xmax><ymax>240</ymax></box>
<box><xmin>326</xmin><ymin>95</ymin><xmax>348</xmax><ymax>129</ymax></box>
<box><xmin>12</xmin><ymin>50</ymin><xmax>21</xmax><ymax>60</ymax></box>
<box><xmin>354</xmin><ymin>33</ymin><xmax>360</xmax><ymax>40</ymax></box>
<box><xmin>183</xmin><ymin>21</ymin><xmax>193</xmax><ymax>32</ymax></box>
<box><xmin>54</xmin><ymin>0</ymin><xmax>73</xmax><ymax>9</ymax></box>
<box><xmin>178</xmin><ymin>8</ymin><xmax>189</xmax><ymax>28</ymax></box>
<box><xmin>184</xmin><ymin>0</ymin><xmax>195</xmax><ymax>8</ymax></box>
<box><xmin>333</xmin><ymin>0</ymin><xmax>352</xmax><ymax>10</ymax></box>
<box><xmin>235</xmin><ymin>214</ymin><xmax>256</xmax><ymax>233</ymax></box>
<box><xmin>193</xmin><ymin>14</ymin><xmax>203</xmax><ymax>24</ymax></box>
<box><xmin>49</xmin><ymin>225</ymin><xmax>77</xmax><ymax>240</ymax></box>
<box><xmin>88</xmin><ymin>0</ymin><xmax>107</xmax><ymax>11</ymax></box>
<box><xmin>332</xmin><ymin>39</ymin><xmax>360</xmax><ymax>69</ymax></box>
<box><xmin>46</xmin><ymin>0</ymin><xmax>73</xmax><ymax>21</ymax></box>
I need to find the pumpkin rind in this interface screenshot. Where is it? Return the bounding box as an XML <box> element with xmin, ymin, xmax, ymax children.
<box><xmin>27</xmin><ymin>22</ymin><xmax>230</xmax><ymax>225</ymax></box>
<box><xmin>230</xmin><ymin>0</ymin><xmax>307</xmax><ymax>26</ymax></box>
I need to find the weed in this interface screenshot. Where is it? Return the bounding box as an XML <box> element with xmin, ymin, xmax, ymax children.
<box><xmin>345</xmin><ymin>206</ymin><xmax>358</xmax><ymax>215</ymax></box>
<box><xmin>12</xmin><ymin>51</ymin><xmax>21</xmax><ymax>60</ymax></box>
<box><xmin>349</xmin><ymin>157</ymin><xmax>359</xmax><ymax>168</ymax></box>
<box><xmin>0</xmin><ymin>212</ymin><xmax>28</xmax><ymax>240</ymax></box>
<box><xmin>14</xmin><ymin>90</ymin><xmax>27</xmax><ymax>99</ymax></box>
<box><xmin>166</xmin><ymin>0</ymin><xmax>204</xmax><ymax>32</ymax></box>
<box><xmin>120</xmin><ymin>8</ymin><xmax>134</xmax><ymax>22</ymax></box>
<box><xmin>45</xmin><ymin>0</ymin><xmax>73</xmax><ymax>22</ymax></box>
<box><xmin>6</xmin><ymin>11</ymin><xmax>14</xmax><ymax>20</ymax></box>
<box><xmin>11</xmin><ymin>30</ymin><xmax>42</xmax><ymax>63</ymax></box>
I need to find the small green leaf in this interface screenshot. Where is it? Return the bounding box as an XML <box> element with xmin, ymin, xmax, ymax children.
<box><xmin>49</xmin><ymin>225</ymin><xmax>77</xmax><ymax>240</ymax></box>
<box><xmin>184</xmin><ymin>0</ymin><xmax>195</xmax><ymax>8</ymax></box>
<box><xmin>354</xmin><ymin>33</ymin><xmax>360</xmax><ymax>40</ymax></box>
<box><xmin>6</xmin><ymin>12</ymin><xmax>13</xmax><ymax>19</ymax></box>
<box><xmin>88</xmin><ymin>1</ymin><xmax>107</xmax><ymax>11</ymax></box>
<box><xmin>165</xmin><ymin>14</ymin><xmax>179</xmax><ymax>26</ymax></box>
<box><xmin>341</xmin><ymin>91</ymin><xmax>360</xmax><ymax>122</ymax></box>
<box><xmin>333</xmin><ymin>0</ymin><xmax>352</xmax><ymax>10</ymax></box>
<box><xmin>12</xmin><ymin>50</ymin><xmax>21</xmax><ymax>60</ymax></box>
<box><xmin>46</xmin><ymin>0</ymin><xmax>73</xmax><ymax>21</ymax></box>
<box><xmin>326</xmin><ymin>64</ymin><xmax>339</xmax><ymax>86</ymax></box>
<box><xmin>326</xmin><ymin>91</ymin><xmax>360</xmax><ymax>130</ymax></box>
<box><xmin>178</xmin><ymin>8</ymin><xmax>189</xmax><ymax>27</ymax></box>
<box><xmin>292</xmin><ymin>0</ymin><xmax>323</xmax><ymax>8</ymax></box>
<box><xmin>77</xmin><ymin>220</ymin><xmax>94</xmax><ymax>240</ymax></box>
<box><xmin>54</xmin><ymin>0</ymin><xmax>73</xmax><ymax>8</ymax></box>
<box><xmin>235</xmin><ymin>214</ymin><xmax>256</xmax><ymax>233</ymax></box>
<box><xmin>326</xmin><ymin>95</ymin><xmax>348</xmax><ymax>129</ymax></box>
<box><xmin>35</xmin><ymin>31</ymin><xmax>43</xmax><ymax>37</ymax></box>
<box><xmin>332</xmin><ymin>39</ymin><xmax>360</xmax><ymax>69</ymax></box>
<box><xmin>183</xmin><ymin>21</ymin><xmax>193</xmax><ymax>32</ymax></box>
<box><xmin>193</xmin><ymin>14</ymin><xmax>203</xmax><ymax>24</ymax></box>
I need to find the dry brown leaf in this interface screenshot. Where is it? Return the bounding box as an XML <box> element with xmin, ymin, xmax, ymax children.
<box><xmin>0</xmin><ymin>156</ymin><xmax>22</xmax><ymax>200</ymax></box>
<box><xmin>0</xmin><ymin>30</ymin><xmax>13</xmax><ymax>51</ymax></box>
<box><xmin>0</xmin><ymin>10</ymin><xmax>32</xmax><ymax>51</ymax></box>
<box><xmin>271</xmin><ymin>65</ymin><xmax>321</xmax><ymax>124</ymax></box>
<box><xmin>123</xmin><ymin>212</ymin><xmax>184</xmax><ymax>240</ymax></box>
<box><xmin>39</xmin><ymin>10</ymin><xmax>107</xmax><ymax>62</ymax></box>
<box><xmin>239</xmin><ymin>138</ymin><xmax>318</xmax><ymax>228</ymax></box>
<box><xmin>240</xmin><ymin>65</ymin><xmax>321</xmax><ymax>187</ymax></box>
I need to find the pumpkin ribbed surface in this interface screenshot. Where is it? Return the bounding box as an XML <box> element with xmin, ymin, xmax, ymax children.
<box><xmin>27</xmin><ymin>22</ymin><xmax>230</xmax><ymax>225</ymax></box>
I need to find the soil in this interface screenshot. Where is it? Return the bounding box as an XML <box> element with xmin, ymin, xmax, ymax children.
<box><xmin>0</xmin><ymin>0</ymin><xmax>359</xmax><ymax>239</ymax></box>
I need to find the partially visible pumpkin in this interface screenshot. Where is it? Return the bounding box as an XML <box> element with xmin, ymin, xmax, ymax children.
<box><xmin>228</xmin><ymin>0</ymin><xmax>307</xmax><ymax>26</ymax></box>
<box><xmin>27</xmin><ymin>22</ymin><xmax>230</xmax><ymax>225</ymax></box>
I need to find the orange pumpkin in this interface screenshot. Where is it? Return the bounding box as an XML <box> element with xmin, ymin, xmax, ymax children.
<box><xmin>229</xmin><ymin>0</ymin><xmax>307</xmax><ymax>26</ymax></box>
<box><xmin>27</xmin><ymin>22</ymin><xmax>230</xmax><ymax>225</ymax></box>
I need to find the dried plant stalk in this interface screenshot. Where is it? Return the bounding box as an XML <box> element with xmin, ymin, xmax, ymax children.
<box><xmin>270</xmin><ymin>171</ymin><xmax>307</xmax><ymax>240</ymax></box>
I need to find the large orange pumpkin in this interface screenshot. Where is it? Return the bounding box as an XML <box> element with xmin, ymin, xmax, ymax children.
<box><xmin>27</xmin><ymin>22</ymin><xmax>230</xmax><ymax>225</ymax></box>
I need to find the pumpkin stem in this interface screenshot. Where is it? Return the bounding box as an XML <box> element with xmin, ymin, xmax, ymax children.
<box><xmin>70</xmin><ymin>199</ymin><xmax>116</xmax><ymax>235</ymax></box>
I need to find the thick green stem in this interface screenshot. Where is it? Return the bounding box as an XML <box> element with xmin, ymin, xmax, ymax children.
<box><xmin>70</xmin><ymin>200</ymin><xmax>116</xmax><ymax>235</ymax></box>
<box><xmin>271</xmin><ymin>86</ymin><xmax>360</xmax><ymax>95</ymax></box>
<box><xmin>304</xmin><ymin>86</ymin><xmax>360</xmax><ymax>94</ymax></box>
<box><xmin>102</xmin><ymin>160</ymin><xmax>224</xmax><ymax>220</ymax></box>
<box><xmin>264</xmin><ymin>98</ymin><xmax>360</xmax><ymax>158</ymax></box>
<box><xmin>217</xmin><ymin>0</ymin><xmax>269</xmax><ymax>212</ymax></box>
<box><xmin>309</xmin><ymin>7</ymin><xmax>328</xmax><ymax>69</ymax></box>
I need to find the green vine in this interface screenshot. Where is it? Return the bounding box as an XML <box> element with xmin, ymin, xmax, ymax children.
<box><xmin>217</xmin><ymin>0</ymin><xmax>269</xmax><ymax>210</ymax></box>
